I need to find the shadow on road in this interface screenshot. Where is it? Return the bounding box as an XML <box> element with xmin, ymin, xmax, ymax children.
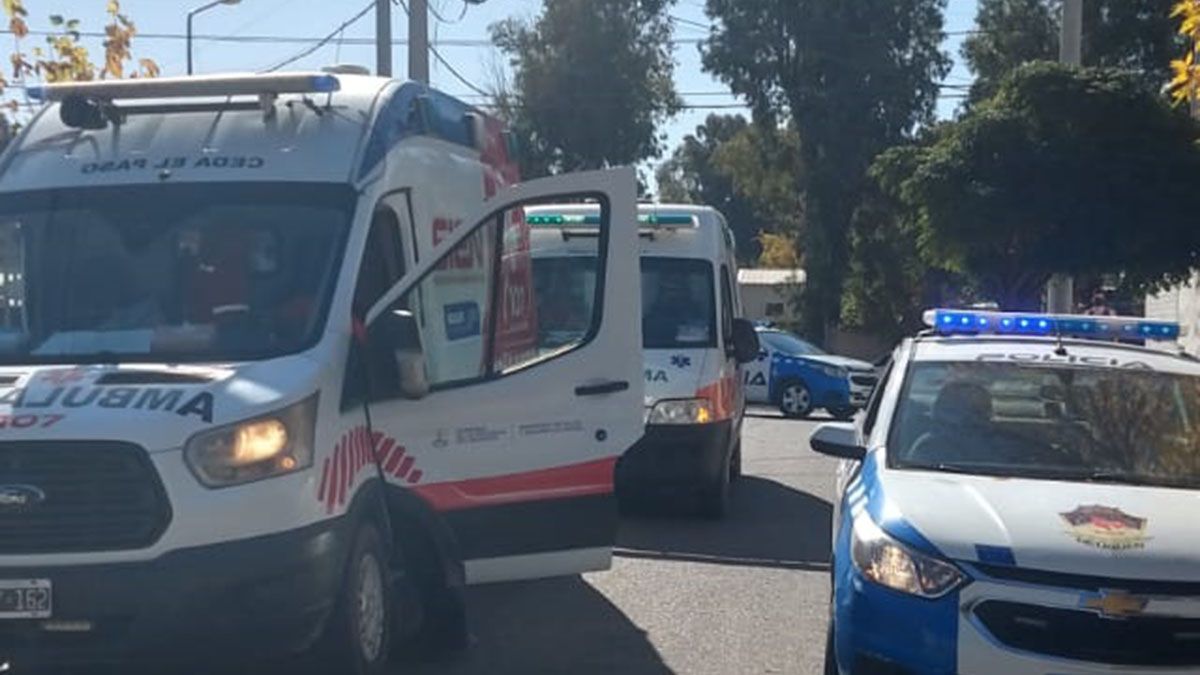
<box><xmin>401</xmin><ymin>575</ymin><xmax>671</xmax><ymax>675</ymax></box>
<box><xmin>616</xmin><ymin>476</ymin><xmax>832</xmax><ymax>572</ymax></box>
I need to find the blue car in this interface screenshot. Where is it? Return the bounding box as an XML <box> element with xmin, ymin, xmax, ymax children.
<box><xmin>744</xmin><ymin>328</ymin><xmax>876</xmax><ymax>420</ymax></box>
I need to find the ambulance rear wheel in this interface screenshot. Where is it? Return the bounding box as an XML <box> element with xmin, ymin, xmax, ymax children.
<box><xmin>326</xmin><ymin>524</ymin><xmax>393</xmax><ymax>675</ymax></box>
<box><xmin>779</xmin><ymin>380</ymin><xmax>813</xmax><ymax>419</ymax></box>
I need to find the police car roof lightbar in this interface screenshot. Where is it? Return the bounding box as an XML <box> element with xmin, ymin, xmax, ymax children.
<box><xmin>923</xmin><ymin>309</ymin><xmax>1181</xmax><ymax>341</ymax></box>
<box><xmin>26</xmin><ymin>72</ymin><xmax>341</xmax><ymax>102</ymax></box>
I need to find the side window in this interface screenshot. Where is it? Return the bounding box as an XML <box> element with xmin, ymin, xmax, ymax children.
<box><xmin>353</xmin><ymin>208</ymin><xmax>406</xmax><ymax>320</ymax></box>
<box><xmin>863</xmin><ymin>360</ymin><xmax>894</xmax><ymax>438</ymax></box>
<box><xmin>719</xmin><ymin>265</ymin><xmax>735</xmax><ymax>345</ymax></box>
<box><xmin>381</xmin><ymin>198</ymin><xmax>606</xmax><ymax>391</ymax></box>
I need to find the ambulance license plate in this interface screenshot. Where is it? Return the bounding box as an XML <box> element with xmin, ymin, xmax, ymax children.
<box><xmin>0</xmin><ymin>580</ymin><xmax>51</xmax><ymax>619</ymax></box>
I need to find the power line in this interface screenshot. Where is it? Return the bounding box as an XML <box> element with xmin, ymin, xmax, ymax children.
<box><xmin>429</xmin><ymin>0</ymin><xmax>470</xmax><ymax>25</ymax></box>
<box><xmin>261</xmin><ymin>2</ymin><xmax>375</xmax><ymax>73</ymax></box>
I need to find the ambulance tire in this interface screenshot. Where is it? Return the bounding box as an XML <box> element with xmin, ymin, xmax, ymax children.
<box><xmin>416</xmin><ymin>581</ymin><xmax>470</xmax><ymax>653</ymax></box>
<box><xmin>778</xmin><ymin>380</ymin><xmax>814</xmax><ymax>419</ymax></box>
<box><xmin>698</xmin><ymin>450</ymin><xmax>731</xmax><ymax>520</ymax></box>
<box><xmin>325</xmin><ymin>524</ymin><xmax>393</xmax><ymax>675</ymax></box>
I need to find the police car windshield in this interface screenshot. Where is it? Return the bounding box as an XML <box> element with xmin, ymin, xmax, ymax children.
<box><xmin>760</xmin><ymin>331</ymin><xmax>824</xmax><ymax>356</ymax></box>
<box><xmin>0</xmin><ymin>183</ymin><xmax>352</xmax><ymax>364</ymax></box>
<box><xmin>890</xmin><ymin>361</ymin><xmax>1200</xmax><ymax>489</ymax></box>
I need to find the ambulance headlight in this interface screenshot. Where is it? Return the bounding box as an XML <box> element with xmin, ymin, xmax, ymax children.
<box><xmin>647</xmin><ymin>398</ymin><xmax>715</xmax><ymax>425</ymax></box>
<box><xmin>185</xmin><ymin>395</ymin><xmax>317</xmax><ymax>488</ymax></box>
<box><xmin>850</xmin><ymin>513</ymin><xmax>965</xmax><ymax>598</ymax></box>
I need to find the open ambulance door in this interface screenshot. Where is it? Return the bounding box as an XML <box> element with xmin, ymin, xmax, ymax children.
<box><xmin>363</xmin><ymin>168</ymin><xmax>643</xmax><ymax>584</ymax></box>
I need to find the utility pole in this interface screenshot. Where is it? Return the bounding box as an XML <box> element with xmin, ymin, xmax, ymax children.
<box><xmin>409</xmin><ymin>0</ymin><xmax>430</xmax><ymax>84</ymax></box>
<box><xmin>376</xmin><ymin>0</ymin><xmax>392</xmax><ymax>77</ymax></box>
<box><xmin>1047</xmin><ymin>0</ymin><xmax>1083</xmax><ymax>312</ymax></box>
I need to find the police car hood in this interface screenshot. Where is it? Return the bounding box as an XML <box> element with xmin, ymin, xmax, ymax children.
<box><xmin>880</xmin><ymin>467</ymin><xmax>1200</xmax><ymax>581</ymax></box>
<box><xmin>798</xmin><ymin>354</ymin><xmax>873</xmax><ymax>372</ymax></box>
<box><xmin>0</xmin><ymin>358</ymin><xmax>321</xmax><ymax>452</ymax></box>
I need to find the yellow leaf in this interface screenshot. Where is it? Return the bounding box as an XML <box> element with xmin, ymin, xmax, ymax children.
<box><xmin>106</xmin><ymin>1</ymin><xmax>119</xmax><ymax>15</ymax></box>
<box><xmin>9</xmin><ymin>15</ymin><xmax>27</xmax><ymax>39</ymax></box>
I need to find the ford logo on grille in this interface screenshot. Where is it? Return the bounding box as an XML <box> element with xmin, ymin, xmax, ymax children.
<box><xmin>0</xmin><ymin>485</ymin><xmax>46</xmax><ymax>509</ymax></box>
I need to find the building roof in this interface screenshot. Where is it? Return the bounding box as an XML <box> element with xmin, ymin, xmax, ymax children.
<box><xmin>737</xmin><ymin>268</ymin><xmax>807</xmax><ymax>286</ymax></box>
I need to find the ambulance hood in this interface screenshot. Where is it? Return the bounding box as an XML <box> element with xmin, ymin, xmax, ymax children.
<box><xmin>643</xmin><ymin>348</ymin><xmax>711</xmax><ymax>405</ymax></box>
<box><xmin>878</xmin><ymin>466</ymin><xmax>1200</xmax><ymax>581</ymax></box>
<box><xmin>0</xmin><ymin>358</ymin><xmax>321</xmax><ymax>452</ymax></box>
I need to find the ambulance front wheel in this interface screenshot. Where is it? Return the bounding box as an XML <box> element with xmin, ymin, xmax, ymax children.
<box><xmin>325</xmin><ymin>523</ymin><xmax>394</xmax><ymax>675</ymax></box>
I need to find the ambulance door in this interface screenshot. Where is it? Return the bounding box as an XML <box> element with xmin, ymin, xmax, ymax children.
<box><xmin>364</xmin><ymin>168</ymin><xmax>642</xmax><ymax>584</ymax></box>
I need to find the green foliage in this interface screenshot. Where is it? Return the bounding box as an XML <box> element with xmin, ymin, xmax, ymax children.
<box><xmin>701</xmin><ymin>0</ymin><xmax>950</xmax><ymax>342</ymax></box>
<box><xmin>757</xmin><ymin>231</ymin><xmax>800</xmax><ymax>268</ymax></box>
<box><xmin>655</xmin><ymin>115</ymin><xmax>761</xmax><ymax>262</ymax></box>
<box><xmin>874</xmin><ymin>63</ymin><xmax>1200</xmax><ymax>310</ymax></box>
<box><xmin>961</xmin><ymin>0</ymin><xmax>1058</xmax><ymax>103</ymax></box>
<box><xmin>963</xmin><ymin>0</ymin><xmax>1181</xmax><ymax>102</ymax></box>
<box><xmin>491</xmin><ymin>0</ymin><xmax>681</xmax><ymax>177</ymax></box>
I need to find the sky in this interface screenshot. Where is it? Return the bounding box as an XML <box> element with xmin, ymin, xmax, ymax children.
<box><xmin>15</xmin><ymin>0</ymin><xmax>979</xmax><ymax>164</ymax></box>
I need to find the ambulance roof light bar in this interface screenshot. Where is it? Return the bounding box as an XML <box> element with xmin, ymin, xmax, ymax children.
<box><xmin>526</xmin><ymin>213</ymin><xmax>696</xmax><ymax>228</ymax></box>
<box><xmin>26</xmin><ymin>72</ymin><xmax>341</xmax><ymax>103</ymax></box>
<box><xmin>923</xmin><ymin>308</ymin><xmax>1181</xmax><ymax>341</ymax></box>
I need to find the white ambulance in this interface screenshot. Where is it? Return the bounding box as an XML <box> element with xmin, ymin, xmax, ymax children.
<box><xmin>0</xmin><ymin>72</ymin><xmax>645</xmax><ymax>673</ymax></box>
<box><xmin>525</xmin><ymin>205</ymin><xmax>760</xmax><ymax>518</ymax></box>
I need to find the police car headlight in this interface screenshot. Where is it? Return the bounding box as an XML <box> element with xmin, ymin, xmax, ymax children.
<box><xmin>820</xmin><ymin>365</ymin><xmax>848</xmax><ymax>379</ymax></box>
<box><xmin>850</xmin><ymin>513</ymin><xmax>965</xmax><ymax>598</ymax></box>
<box><xmin>647</xmin><ymin>398</ymin><xmax>715</xmax><ymax>425</ymax></box>
<box><xmin>185</xmin><ymin>395</ymin><xmax>317</xmax><ymax>488</ymax></box>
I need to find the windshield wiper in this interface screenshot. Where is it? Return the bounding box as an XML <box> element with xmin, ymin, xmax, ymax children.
<box><xmin>1079</xmin><ymin>470</ymin><xmax>1199</xmax><ymax>489</ymax></box>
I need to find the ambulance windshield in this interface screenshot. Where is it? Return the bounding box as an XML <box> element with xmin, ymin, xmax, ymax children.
<box><xmin>0</xmin><ymin>183</ymin><xmax>352</xmax><ymax>364</ymax></box>
<box><xmin>890</xmin><ymin>361</ymin><xmax>1200</xmax><ymax>489</ymax></box>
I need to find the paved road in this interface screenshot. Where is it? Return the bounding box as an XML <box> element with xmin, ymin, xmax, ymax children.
<box><xmin>405</xmin><ymin>410</ymin><xmax>838</xmax><ymax>675</ymax></box>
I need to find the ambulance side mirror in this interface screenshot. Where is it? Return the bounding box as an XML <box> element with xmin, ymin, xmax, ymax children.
<box><xmin>730</xmin><ymin>318</ymin><xmax>760</xmax><ymax>365</ymax></box>
<box><xmin>369</xmin><ymin>309</ymin><xmax>430</xmax><ymax>400</ymax></box>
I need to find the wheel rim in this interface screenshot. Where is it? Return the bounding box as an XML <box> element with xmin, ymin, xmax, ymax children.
<box><xmin>782</xmin><ymin>385</ymin><xmax>810</xmax><ymax>414</ymax></box>
<box><xmin>356</xmin><ymin>552</ymin><xmax>386</xmax><ymax>662</ymax></box>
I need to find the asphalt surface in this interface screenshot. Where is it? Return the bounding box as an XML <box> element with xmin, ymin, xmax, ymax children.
<box><xmin>406</xmin><ymin>409</ymin><xmax>837</xmax><ymax>675</ymax></box>
<box><xmin>4</xmin><ymin>410</ymin><xmax>837</xmax><ymax>675</ymax></box>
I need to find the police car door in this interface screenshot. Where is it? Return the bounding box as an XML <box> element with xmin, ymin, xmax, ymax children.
<box><xmin>744</xmin><ymin>332</ymin><xmax>771</xmax><ymax>403</ymax></box>
<box><xmin>364</xmin><ymin>168</ymin><xmax>642</xmax><ymax>584</ymax></box>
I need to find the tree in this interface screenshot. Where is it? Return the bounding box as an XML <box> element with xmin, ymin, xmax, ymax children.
<box><xmin>961</xmin><ymin>0</ymin><xmax>1058</xmax><ymax>103</ymax></box>
<box><xmin>757</xmin><ymin>231</ymin><xmax>799</xmax><ymax>268</ymax></box>
<box><xmin>1170</xmin><ymin>0</ymin><xmax>1200</xmax><ymax>105</ymax></box>
<box><xmin>656</xmin><ymin>115</ymin><xmax>763</xmax><ymax>261</ymax></box>
<box><xmin>656</xmin><ymin>114</ymin><xmax>804</xmax><ymax>262</ymax></box>
<box><xmin>491</xmin><ymin>0</ymin><xmax>681</xmax><ymax>177</ymax></box>
<box><xmin>875</xmin><ymin>63</ymin><xmax>1200</xmax><ymax>310</ymax></box>
<box><xmin>964</xmin><ymin>0</ymin><xmax>1180</xmax><ymax>102</ymax></box>
<box><xmin>1</xmin><ymin>1</ymin><xmax>158</xmax><ymax>148</ymax></box>
<box><xmin>701</xmin><ymin>0</ymin><xmax>950</xmax><ymax>343</ymax></box>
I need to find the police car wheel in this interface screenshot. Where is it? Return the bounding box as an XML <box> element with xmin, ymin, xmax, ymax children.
<box><xmin>779</xmin><ymin>381</ymin><xmax>813</xmax><ymax>419</ymax></box>
<box><xmin>326</xmin><ymin>524</ymin><xmax>393</xmax><ymax>675</ymax></box>
<box><xmin>823</xmin><ymin>622</ymin><xmax>839</xmax><ymax>675</ymax></box>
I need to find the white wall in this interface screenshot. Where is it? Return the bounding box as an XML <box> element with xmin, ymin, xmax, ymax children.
<box><xmin>1146</xmin><ymin>274</ymin><xmax>1200</xmax><ymax>355</ymax></box>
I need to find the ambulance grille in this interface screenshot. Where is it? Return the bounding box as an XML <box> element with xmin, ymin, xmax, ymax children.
<box><xmin>0</xmin><ymin>442</ymin><xmax>171</xmax><ymax>553</ymax></box>
<box><xmin>974</xmin><ymin>600</ymin><xmax>1200</xmax><ymax>666</ymax></box>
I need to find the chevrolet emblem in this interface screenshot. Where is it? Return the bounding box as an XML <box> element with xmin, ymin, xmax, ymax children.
<box><xmin>1082</xmin><ymin>590</ymin><xmax>1148</xmax><ymax>619</ymax></box>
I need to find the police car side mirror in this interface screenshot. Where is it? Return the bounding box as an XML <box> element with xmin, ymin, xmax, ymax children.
<box><xmin>369</xmin><ymin>309</ymin><xmax>430</xmax><ymax>400</ymax></box>
<box><xmin>810</xmin><ymin>423</ymin><xmax>866</xmax><ymax>461</ymax></box>
<box><xmin>730</xmin><ymin>318</ymin><xmax>760</xmax><ymax>364</ymax></box>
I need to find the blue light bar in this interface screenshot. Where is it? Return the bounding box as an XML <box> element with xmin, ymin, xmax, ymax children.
<box><xmin>922</xmin><ymin>309</ymin><xmax>1180</xmax><ymax>341</ymax></box>
<box><xmin>27</xmin><ymin>72</ymin><xmax>342</xmax><ymax>103</ymax></box>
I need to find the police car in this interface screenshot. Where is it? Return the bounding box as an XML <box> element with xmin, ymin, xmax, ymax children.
<box><xmin>814</xmin><ymin>309</ymin><xmax>1200</xmax><ymax>675</ymax></box>
<box><xmin>745</xmin><ymin>327</ymin><xmax>876</xmax><ymax>420</ymax></box>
